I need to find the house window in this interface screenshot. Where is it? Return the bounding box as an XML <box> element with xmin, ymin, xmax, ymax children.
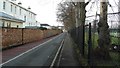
<box><xmin>20</xmin><ymin>8</ymin><xmax>21</xmax><ymax>15</ymax></box>
<box><xmin>29</xmin><ymin>23</ymin><xmax>30</xmax><ymax>26</ymax></box>
<box><xmin>15</xmin><ymin>6</ymin><xmax>16</xmax><ymax>14</ymax></box>
<box><xmin>17</xmin><ymin>25</ymin><xmax>19</xmax><ymax>28</ymax></box>
<box><xmin>29</xmin><ymin>13</ymin><xmax>30</xmax><ymax>16</ymax></box>
<box><xmin>3</xmin><ymin>2</ymin><xmax>6</xmax><ymax>10</ymax></box>
<box><xmin>11</xmin><ymin>5</ymin><xmax>13</xmax><ymax>12</ymax></box>
<box><xmin>8</xmin><ymin>22</ymin><xmax>11</xmax><ymax>27</ymax></box>
<box><xmin>2</xmin><ymin>21</ymin><xmax>5</xmax><ymax>27</ymax></box>
<box><xmin>31</xmin><ymin>14</ymin><xmax>32</xmax><ymax>18</ymax></box>
<box><xmin>7</xmin><ymin>23</ymin><xmax>9</xmax><ymax>27</ymax></box>
<box><xmin>7</xmin><ymin>22</ymin><xmax>11</xmax><ymax>28</ymax></box>
<box><xmin>24</xmin><ymin>16</ymin><xmax>26</xmax><ymax>21</ymax></box>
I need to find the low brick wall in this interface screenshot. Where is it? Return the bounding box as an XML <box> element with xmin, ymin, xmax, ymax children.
<box><xmin>1</xmin><ymin>28</ymin><xmax>62</xmax><ymax>49</ymax></box>
<box><xmin>22</xmin><ymin>29</ymin><xmax>44</xmax><ymax>44</ymax></box>
<box><xmin>0</xmin><ymin>28</ymin><xmax>2</xmax><ymax>49</ymax></box>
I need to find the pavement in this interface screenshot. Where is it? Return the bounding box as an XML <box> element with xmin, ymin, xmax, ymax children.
<box><xmin>58</xmin><ymin>33</ymin><xmax>80</xmax><ymax>66</ymax></box>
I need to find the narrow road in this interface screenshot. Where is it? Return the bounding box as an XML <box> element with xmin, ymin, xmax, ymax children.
<box><xmin>1</xmin><ymin>33</ymin><xmax>66</xmax><ymax>67</ymax></box>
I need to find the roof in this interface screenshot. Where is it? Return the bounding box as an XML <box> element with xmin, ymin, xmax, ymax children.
<box><xmin>0</xmin><ymin>12</ymin><xmax>25</xmax><ymax>23</ymax></box>
<box><xmin>8</xmin><ymin>0</ymin><xmax>36</xmax><ymax>15</ymax></box>
<box><xmin>25</xmin><ymin>26</ymin><xmax>39</xmax><ymax>29</ymax></box>
<box><xmin>40</xmin><ymin>24</ymin><xmax>50</xmax><ymax>26</ymax></box>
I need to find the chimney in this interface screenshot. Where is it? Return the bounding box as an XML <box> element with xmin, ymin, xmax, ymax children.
<box><xmin>28</xmin><ymin>6</ymin><xmax>31</xmax><ymax>10</ymax></box>
<box><xmin>18</xmin><ymin>2</ymin><xmax>22</xmax><ymax>5</ymax></box>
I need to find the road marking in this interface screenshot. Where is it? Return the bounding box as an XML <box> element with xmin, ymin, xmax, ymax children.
<box><xmin>56</xmin><ymin>33</ymin><xmax>67</xmax><ymax>66</ymax></box>
<box><xmin>50</xmin><ymin>38</ymin><xmax>65</xmax><ymax>68</ymax></box>
<box><xmin>0</xmin><ymin>33</ymin><xmax>63</xmax><ymax>66</ymax></box>
<box><xmin>57</xmin><ymin>40</ymin><xmax>64</xmax><ymax>66</ymax></box>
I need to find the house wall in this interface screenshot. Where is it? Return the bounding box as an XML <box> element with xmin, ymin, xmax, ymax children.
<box><xmin>0</xmin><ymin>0</ymin><xmax>36</xmax><ymax>28</ymax></box>
<box><xmin>1</xmin><ymin>20</ymin><xmax>23</xmax><ymax>28</ymax></box>
<box><xmin>0</xmin><ymin>28</ymin><xmax>2</xmax><ymax>49</ymax></box>
<box><xmin>10</xmin><ymin>22</ymin><xmax>23</xmax><ymax>28</ymax></box>
<box><xmin>0</xmin><ymin>20</ymin><xmax>2</xmax><ymax>27</ymax></box>
<box><xmin>0</xmin><ymin>0</ymin><xmax>3</xmax><ymax>12</ymax></box>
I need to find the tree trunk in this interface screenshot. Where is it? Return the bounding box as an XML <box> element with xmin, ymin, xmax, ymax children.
<box><xmin>97</xmin><ymin>0</ymin><xmax>111</xmax><ymax>60</ymax></box>
<box><xmin>79</xmin><ymin>2</ymin><xmax>86</xmax><ymax>56</ymax></box>
<box><xmin>75</xmin><ymin>2</ymin><xmax>86</xmax><ymax>56</ymax></box>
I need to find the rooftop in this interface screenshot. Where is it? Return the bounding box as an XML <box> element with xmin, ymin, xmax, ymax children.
<box><xmin>8</xmin><ymin>0</ymin><xmax>36</xmax><ymax>15</ymax></box>
<box><xmin>0</xmin><ymin>12</ymin><xmax>25</xmax><ymax>23</ymax></box>
<box><xmin>40</xmin><ymin>24</ymin><xmax>50</xmax><ymax>26</ymax></box>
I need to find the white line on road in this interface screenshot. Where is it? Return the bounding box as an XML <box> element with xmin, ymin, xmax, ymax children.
<box><xmin>56</xmin><ymin>39</ymin><xmax>64</xmax><ymax>66</ymax></box>
<box><xmin>0</xmin><ymin>33</ymin><xmax>63</xmax><ymax>66</ymax></box>
<box><xmin>50</xmin><ymin>37</ymin><xmax>65</xmax><ymax>68</ymax></box>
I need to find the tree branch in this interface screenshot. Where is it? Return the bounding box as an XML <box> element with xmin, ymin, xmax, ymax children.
<box><xmin>85</xmin><ymin>0</ymin><xmax>92</xmax><ymax>6</ymax></box>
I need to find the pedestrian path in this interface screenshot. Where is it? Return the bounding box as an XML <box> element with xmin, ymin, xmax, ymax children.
<box><xmin>59</xmin><ymin>33</ymin><xmax>80</xmax><ymax>66</ymax></box>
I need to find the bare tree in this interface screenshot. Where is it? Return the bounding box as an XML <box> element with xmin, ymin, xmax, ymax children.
<box><xmin>57</xmin><ymin>2</ymin><xmax>76</xmax><ymax>30</ymax></box>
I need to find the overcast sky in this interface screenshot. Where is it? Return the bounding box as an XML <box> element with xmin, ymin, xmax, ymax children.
<box><xmin>15</xmin><ymin>0</ymin><xmax>119</xmax><ymax>26</ymax></box>
<box><xmin>16</xmin><ymin>0</ymin><xmax>62</xmax><ymax>26</ymax></box>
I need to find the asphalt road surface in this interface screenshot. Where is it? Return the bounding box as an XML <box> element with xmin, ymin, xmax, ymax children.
<box><xmin>1</xmin><ymin>33</ymin><xmax>66</xmax><ymax>67</ymax></box>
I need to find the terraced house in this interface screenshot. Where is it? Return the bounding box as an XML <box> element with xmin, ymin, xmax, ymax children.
<box><xmin>0</xmin><ymin>0</ymin><xmax>36</xmax><ymax>28</ymax></box>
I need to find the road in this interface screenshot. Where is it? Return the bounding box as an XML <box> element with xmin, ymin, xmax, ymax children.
<box><xmin>1</xmin><ymin>33</ymin><xmax>66</xmax><ymax>67</ymax></box>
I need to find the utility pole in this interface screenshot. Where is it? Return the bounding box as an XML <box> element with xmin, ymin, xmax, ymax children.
<box><xmin>98</xmin><ymin>0</ymin><xmax>110</xmax><ymax>59</ymax></box>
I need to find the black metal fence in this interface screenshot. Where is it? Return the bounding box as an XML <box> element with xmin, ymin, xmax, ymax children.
<box><xmin>68</xmin><ymin>25</ymin><xmax>85</xmax><ymax>56</ymax></box>
<box><xmin>68</xmin><ymin>22</ymin><xmax>120</xmax><ymax>66</ymax></box>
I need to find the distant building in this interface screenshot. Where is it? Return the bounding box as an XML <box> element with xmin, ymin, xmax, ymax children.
<box><xmin>0</xmin><ymin>0</ymin><xmax>36</xmax><ymax>28</ymax></box>
<box><xmin>40</xmin><ymin>24</ymin><xmax>51</xmax><ymax>29</ymax></box>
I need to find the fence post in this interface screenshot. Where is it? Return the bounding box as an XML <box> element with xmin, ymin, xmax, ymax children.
<box><xmin>118</xmin><ymin>25</ymin><xmax>120</xmax><ymax>63</ymax></box>
<box><xmin>88</xmin><ymin>23</ymin><xmax>92</xmax><ymax>65</ymax></box>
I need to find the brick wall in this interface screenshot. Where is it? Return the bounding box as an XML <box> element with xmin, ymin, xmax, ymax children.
<box><xmin>0</xmin><ymin>28</ymin><xmax>2</xmax><ymax>49</ymax></box>
<box><xmin>1</xmin><ymin>28</ymin><xmax>62</xmax><ymax>49</ymax></box>
<box><xmin>22</xmin><ymin>29</ymin><xmax>44</xmax><ymax>44</ymax></box>
<box><xmin>2</xmin><ymin>28</ymin><xmax>22</xmax><ymax>48</ymax></box>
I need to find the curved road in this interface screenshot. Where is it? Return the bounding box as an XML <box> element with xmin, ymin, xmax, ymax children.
<box><xmin>1</xmin><ymin>33</ymin><xmax>66</xmax><ymax>67</ymax></box>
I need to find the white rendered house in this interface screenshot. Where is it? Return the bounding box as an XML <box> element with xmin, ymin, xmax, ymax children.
<box><xmin>0</xmin><ymin>0</ymin><xmax>36</xmax><ymax>28</ymax></box>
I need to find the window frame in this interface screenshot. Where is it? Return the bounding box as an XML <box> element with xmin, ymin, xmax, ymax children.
<box><xmin>15</xmin><ymin>6</ymin><xmax>17</xmax><ymax>14</ymax></box>
<box><xmin>11</xmin><ymin>4</ymin><xmax>13</xmax><ymax>12</ymax></box>
<box><xmin>20</xmin><ymin>8</ymin><xmax>21</xmax><ymax>15</ymax></box>
<box><xmin>3</xmin><ymin>2</ymin><xmax>6</xmax><ymax>10</ymax></box>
